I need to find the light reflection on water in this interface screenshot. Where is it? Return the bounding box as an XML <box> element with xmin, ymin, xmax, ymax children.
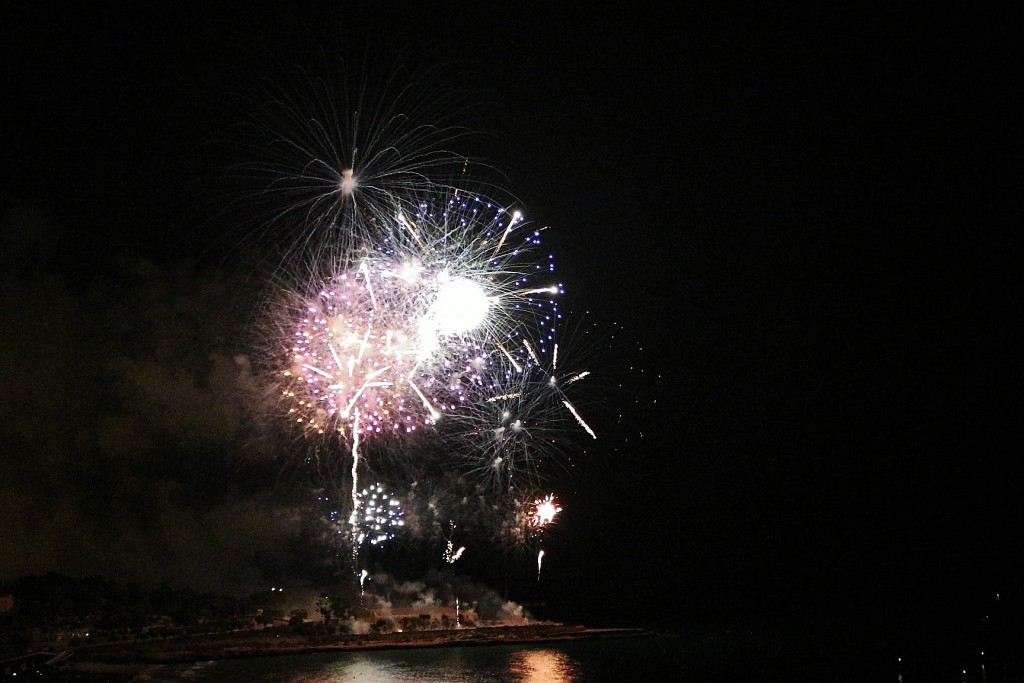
<box><xmin>310</xmin><ymin>648</ymin><xmax>578</xmax><ymax>682</ymax></box>
<box><xmin>508</xmin><ymin>648</ymin><xmax>578</xmax><ymax>682</ymax></box>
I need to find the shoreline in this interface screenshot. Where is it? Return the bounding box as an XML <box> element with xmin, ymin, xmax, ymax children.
<box><xmin>60</xmin><ymin>623</ymin><xmax>652</xmax><ymax>677</ymax></box>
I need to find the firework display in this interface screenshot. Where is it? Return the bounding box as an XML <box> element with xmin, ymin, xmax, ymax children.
<box><xmin>280</xmin><ymin>194</ymin><xmax>559</xmax><ymax>440</ymax></box>
<box><xmin>247</xmin><ymin>68</ymin><xmax>596</xmax><ymax>581</ymax></box>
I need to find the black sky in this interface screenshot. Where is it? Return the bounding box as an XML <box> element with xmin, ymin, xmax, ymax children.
<box><xmin>2</xmin><ymin>4</ymin><xmax>1020</xmax><ymax>633</ymax></box>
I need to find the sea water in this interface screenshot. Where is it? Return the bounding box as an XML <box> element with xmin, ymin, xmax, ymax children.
<box><xmin>143</xmin><ymin>636</ymin><xmax>684</xmax><ymax>682</ymax></box>
<box><xmin>136</xmin><ymin>631</ymin><xmax>923</xmax><ymax>682</ymax></box>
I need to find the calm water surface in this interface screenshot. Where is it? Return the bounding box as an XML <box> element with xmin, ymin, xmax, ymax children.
<box><xmin>138</xmin><ymin>632</ymin><xmax>921</xmax><ymax>682</ymax></box>
<box><xmin>144</xmin><ymin>636</ymin><xmax>700</xmax><ymax>682</ymax></box>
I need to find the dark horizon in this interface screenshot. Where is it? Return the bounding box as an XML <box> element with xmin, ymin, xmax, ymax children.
<box><xmin>2</xmin><ymin>3</ymin><xmax>1020</xmax><ymax>638</ymax></box>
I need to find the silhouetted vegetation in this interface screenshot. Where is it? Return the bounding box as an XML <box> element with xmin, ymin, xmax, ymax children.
<box><xmin>0</xmin><ymin>573</ymin><xmax>281</xmax><ymax>659</ymax></box>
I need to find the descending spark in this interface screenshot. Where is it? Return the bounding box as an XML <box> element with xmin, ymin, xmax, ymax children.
<box><xmin>491</xmin><ymin>210</ymin><xmax>522</xmax><ymax>257</ymax></box>
<box><xmin>562</xmin><ymin>398</ymin><xmax>597</xmax><ymax>439</ymax></box>
<box><xmin>487</xmin><ymin>392</ymin><xmax>522</xmax><ymax>402</ymax></box>
<box><xmin>518</xmin><ymin>286</ymin><xmax>561</xmax><ymax>297</ymax></box>
<box><xmin>397</xmin><ymin>212</ymin><xmax>429</xmax><ymax>251</ymax></box>
<box><xmin>564</xmin><ymin>370</ymin><xmax>590</xmax><ymax>385</ymax></box>
<box><xmin>522</xmin><ymin>339</ymin><xmax>541</xmax><ymax>365</ymax></box>
<box><xmin>301</xmin><ymin>363</ymin><xmax>333</xmax><ymax>380</ymax></box>
<box><xmin>408</xmin><ymin>376</ymin><xmax>442</xmax><ymax>420</ymax></box>
<box><xmin>496</xmin><ymin>342</ymin><xmax>523</xmax><ymax>373</ymax></box>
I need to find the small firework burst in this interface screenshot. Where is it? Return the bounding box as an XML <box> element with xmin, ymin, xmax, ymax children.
<box><xmin>349</xmin><ymin>482</ymin><xmax>405</xmax><ymax>546</ymax></box>
<box><xmin>530</xmin><ymin>494</ymin><xmax>562</xmax><ymax>528</ymax></box>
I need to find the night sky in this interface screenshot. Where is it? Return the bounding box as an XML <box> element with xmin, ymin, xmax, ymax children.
<box><xmin>2</xmin><ymin>4</ymin><xmax>1019</xmax><ymax>635</ymax></box>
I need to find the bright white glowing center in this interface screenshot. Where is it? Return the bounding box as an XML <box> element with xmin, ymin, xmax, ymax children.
<box><xmin>535</xmin><ymin>501</ymin><xmax>559</xmax><ymax>525</ymax></box>
<box><xmin>430</xmin><ymin>277</ymin><xmax>490</xmax><ymax>334</ymax></box>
